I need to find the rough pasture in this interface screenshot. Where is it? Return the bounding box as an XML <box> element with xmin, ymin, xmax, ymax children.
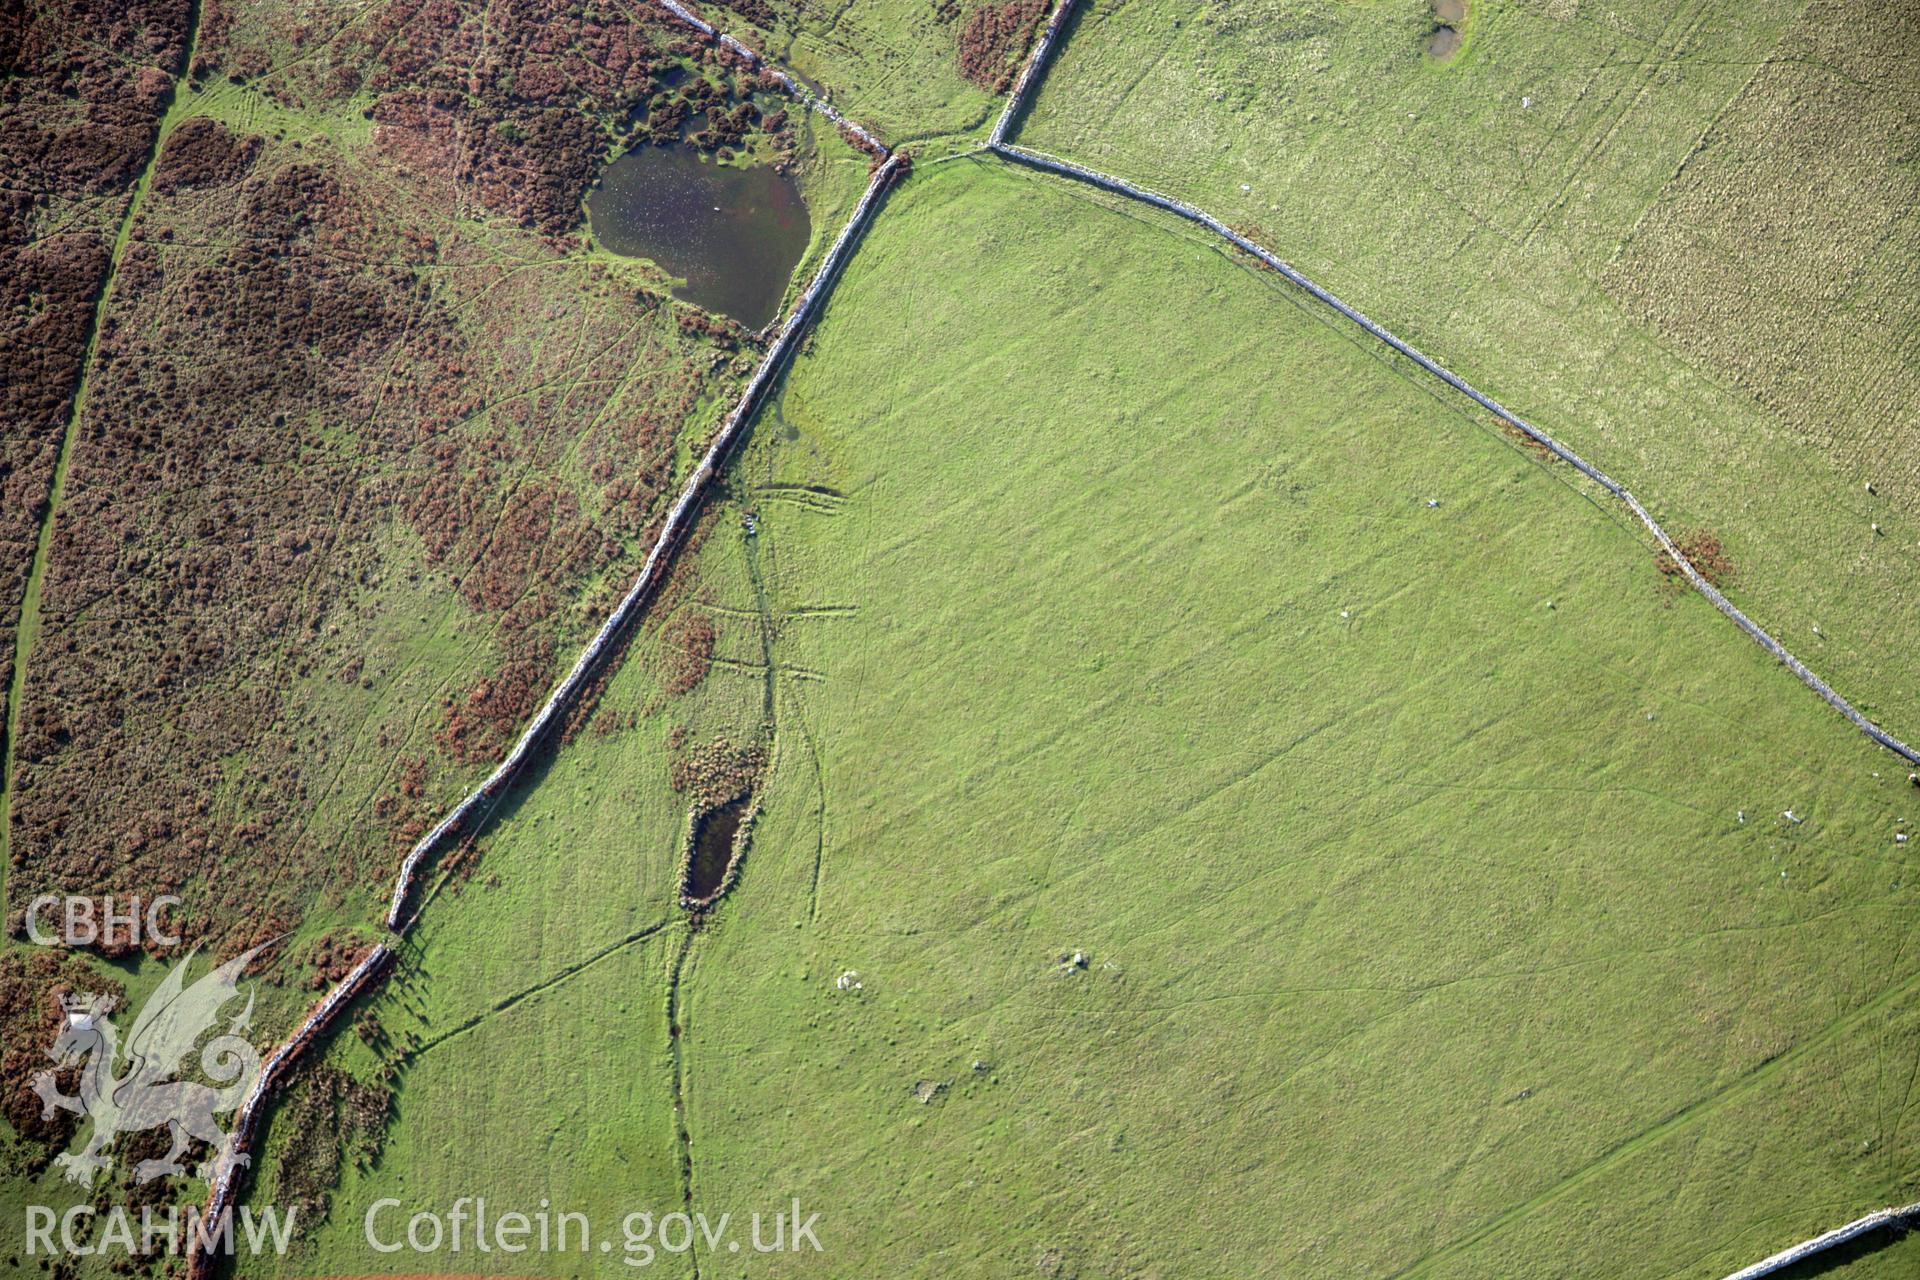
<box><xmin>2</xmin><ymin>0</ymin><xmax>870</xmax><ymax>976</ymax></box>
<box><xmin>0</xmin><ymin>0</ymin><xmax>194</xmax><ymax>871</ymax></box>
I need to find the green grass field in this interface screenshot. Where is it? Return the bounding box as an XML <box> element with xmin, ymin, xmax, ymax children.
<box><xmin>676</xmin><ymin>157</ymin><xmax>1920</xmax><ymax>1278</ymax></box>
<box><xmin>1019</xmin><ymin>0</ymin><xmax>1920</xmax><ymax>749</ymax></box>
<box><xmin>251</xmin><ymin>158</ymin><xmax>1920</xmax><ymax>1277</ymax></box>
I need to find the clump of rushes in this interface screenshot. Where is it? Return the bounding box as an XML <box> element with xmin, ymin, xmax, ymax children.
<box><xmin>669</xmin><ymin>735</ymin><xmax>767</xmax><ymax>810</ymax></box>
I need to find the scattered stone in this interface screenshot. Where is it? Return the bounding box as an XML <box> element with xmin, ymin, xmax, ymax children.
<box><xmin>835</xmin><ymin>969</ymin><xmax>863</xmax><ymax>991</ymax></box>
<box><xmin>972</xmin><ymin>1060</ymin><xmax>989</xmax><ymax>1072</ymax></box>
<box><xmin>913</xmin><ymin>1079</ymin><xmax>949</xmax><ymax>1104</ymax></box>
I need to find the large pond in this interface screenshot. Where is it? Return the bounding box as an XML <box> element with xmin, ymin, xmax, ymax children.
<box><xmin>587</xmin><ymin>145</ymin><xmax>811</xmax><ymax>330</ymax></box>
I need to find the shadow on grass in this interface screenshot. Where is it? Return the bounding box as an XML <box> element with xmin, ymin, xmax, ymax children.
<box><xmin>1769</xmin><ymin>1219</ymin><xmax>1917</xmax><ymax>1278</ymax></box>
<box><xmin>994</xmin><ymin>0</ymin><xmax>1093</xmax><ymax>148</ymax></box>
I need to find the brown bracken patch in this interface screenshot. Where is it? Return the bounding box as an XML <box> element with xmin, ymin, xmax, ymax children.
<box><xmin>1657</xmin><ymin>530</ymin><xmax>1736</xmax><ymax>591</ymax></box>
<box><xmin>150</xmin><ymin>117</ymin><xmax>261</xmax><ymax>195</ymax></box>
<box><xmin>273</xmin><ymin>1064</ymin><xmax>394</xmax><ymax>1231</ymax></box>
<box><xmin>661</xmin><ymin>610</ymin><xmax>717</xmax><ymax>698</ymax></box>
<box><xmin>1495</xmin><ymin>416</ymin><xmax>1559</xmax><ymax>465</ymax></box>
<box><xmin>957</xmin><ymin>0</ymin><xmax>1047</xmax><ymax>91</ymax></box>
<box><xmin>0</xmin><ymin>0</ymin><xmax>195</xmax><ymax>742</ymax></box>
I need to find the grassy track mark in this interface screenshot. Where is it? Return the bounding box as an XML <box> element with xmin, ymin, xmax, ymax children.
<box><xmin>665</xmin><ymin>921</ymin><xmax>701</xmax><ymax>1270</ymax></box>
<box><xmin>405</xmin><ymin>916</ymin><xmax>675</xmax><ymax>1058</ymax></box>
<box><xmin>1392</xmin><ymin>963</ymin><xmax>1920</xmax><ymax>1278</ymax></box>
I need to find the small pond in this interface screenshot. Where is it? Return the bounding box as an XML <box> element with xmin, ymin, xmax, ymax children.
<box><xmin>587</xmin><ymin>145</ymin><xmax>810</xmax><ymax>330</ymax></box>
<box><xmin>1428</xmin><ymin>0</ymin><xmax>1466</xmax><ymax>59</ymax></box>
<box><xmin>683</xmin><ymin>794</ymin><xmax>750</xmax><ymax>903</ymax></box>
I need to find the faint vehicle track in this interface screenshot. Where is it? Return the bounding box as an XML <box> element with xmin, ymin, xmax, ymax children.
<box><xmin>404</xmin><ymin>916</ymin><xmax>675</xmax><ymax>1060</ymax></box>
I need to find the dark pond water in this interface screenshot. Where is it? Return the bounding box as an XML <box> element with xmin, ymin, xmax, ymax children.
<box><xmin>587</xmin><ymin>145</ymin><xmax>810</xmax><ymax>329</ymax></box>
<box><xmin>684</xmin><ymin>795</ymin><xmax>749</xmax><ymax>902</ymax></box>
<box><xmin>1428</xmin><ymin>0</ymin><xmax>1465</xmax><ymax>58</ymax></box>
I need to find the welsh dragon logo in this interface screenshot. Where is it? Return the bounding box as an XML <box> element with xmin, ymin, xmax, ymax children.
<box><xmin>32</xmin><ymin>944</ymin><xmax>267</xmax><ymax>1186</ymax></box>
